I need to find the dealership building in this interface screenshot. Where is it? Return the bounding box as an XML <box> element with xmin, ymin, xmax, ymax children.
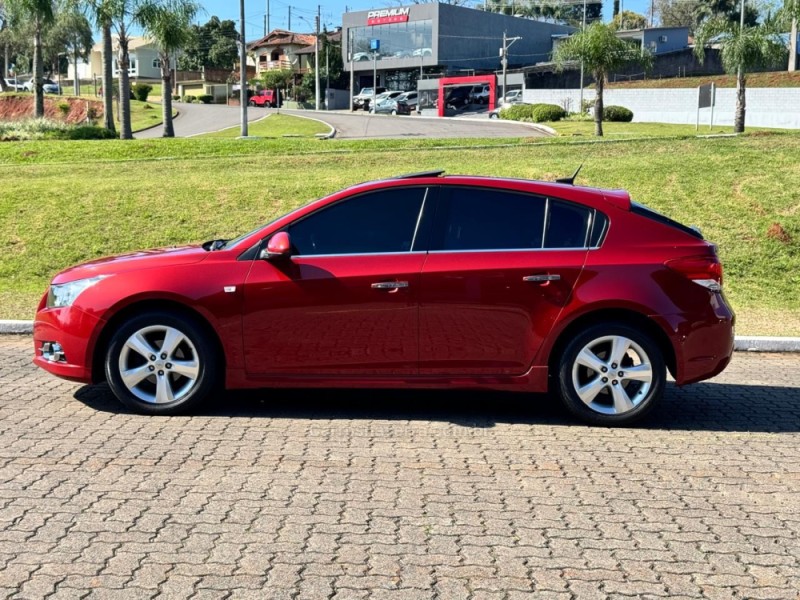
<box><xmin>341</xmin><ymin>3</ymin><xmax>574</xmax><ymax>93</ymax></box>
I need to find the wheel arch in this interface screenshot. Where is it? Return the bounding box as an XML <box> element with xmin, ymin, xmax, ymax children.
<box><xmin>545</xmin><ymin>308</ymin><xmax>677</xmax><ymax>388</ymax></box>
<box><xmin>90</xmin><ymin>299</ymin><xmax>226</xmax><ymax>384</ymax></box>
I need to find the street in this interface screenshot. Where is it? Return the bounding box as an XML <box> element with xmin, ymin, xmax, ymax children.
<box><xmin>0</xmin><ymin>336</ymin><xmax>798</xmax><ymax>599</ymax></box>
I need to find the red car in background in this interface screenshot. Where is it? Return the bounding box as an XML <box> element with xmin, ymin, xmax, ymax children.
<box><xmin>33</xmin><ymin>172</ymin><xmax>734</xmax><ymax>425</ymax></box>
<box><xmin>248</xmin><ymin>89</ymin><xmax>276</xmax><ymax>107</ymax></box>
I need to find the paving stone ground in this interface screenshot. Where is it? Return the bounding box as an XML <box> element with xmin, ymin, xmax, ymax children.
<box><xmin>0</xmin><ymin>335</ymin><xmax>798</xmax><ymax>599</ymax></box>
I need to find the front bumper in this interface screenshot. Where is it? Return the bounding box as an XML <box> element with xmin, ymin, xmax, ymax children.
<box><xmin>33</xmin><ymin>304</ymin><xmax>104</xmax><ymax>384</ymax></box>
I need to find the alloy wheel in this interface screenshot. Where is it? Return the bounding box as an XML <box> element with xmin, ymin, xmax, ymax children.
<box><xmin>118</xmin><ymin>325</ymin><xmax>200</xmax><ymax>405</ymax></box>
<box><xmin>570</xmin><ymin>334</ymin><xmax>653</xmax><ymax>416</ymax></box>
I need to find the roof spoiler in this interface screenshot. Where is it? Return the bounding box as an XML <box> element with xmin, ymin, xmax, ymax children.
<box><xmin>393</xmin><ymin>170</ymin><xmax>445</xmax><ymax>179</ymax></box>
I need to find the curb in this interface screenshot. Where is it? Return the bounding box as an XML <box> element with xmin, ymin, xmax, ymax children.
<box><xmin>2</xmin><ymin>319</ymin><xmax>798</xmax><ymax>352</ymax></box>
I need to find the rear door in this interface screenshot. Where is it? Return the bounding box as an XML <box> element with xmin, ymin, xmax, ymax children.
<box><xmin>418</xmin><ymin>186</ymin><xmax>592</xmax><ymax>376</ymax></box>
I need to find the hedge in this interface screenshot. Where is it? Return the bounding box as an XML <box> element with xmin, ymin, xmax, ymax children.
<box><xmin>603</xmin><ymin>105</ymin><xmax>634</xmax><ymax>122</ymax></box>
<box><xmin>499</xmin><ymin>103</ymin><xmax>566</xmax><ymax>123</ymax></box>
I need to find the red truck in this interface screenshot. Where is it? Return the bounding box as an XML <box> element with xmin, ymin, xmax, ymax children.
<box><xmin>248</xmin><ymin>90</ymin><xmax>276</xmax><ymax>108</ymax></box>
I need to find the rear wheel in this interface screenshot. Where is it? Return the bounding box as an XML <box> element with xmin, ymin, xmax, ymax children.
<box><xmin>391</xmin><ymin>109</ymin><xmax>397</xmax><ymax>115</ymax></box>
<box><xmin>557</xmin><ymin>323</ymin><xmax>665</xmax><ymax>426</ymax></box>
<box><xmin>248</xmin><ymin>100</ymin><xmax>256</xmax><ymax>107</ymax></box>
<box><xmin>105</xmin><ymin>311</ymin><xmax>218</xmax><ymax>415</ymax></box>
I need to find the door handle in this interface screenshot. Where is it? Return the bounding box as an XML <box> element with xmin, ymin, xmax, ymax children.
<box><xmin>371</xmin><ymin>281</ymin><xmax>409</xmax><ymax>290</ymax></box>
<box><xmin>523</xmin><ymin>274</ymin><xmax>561</xmax><ymax>283</ymax></box>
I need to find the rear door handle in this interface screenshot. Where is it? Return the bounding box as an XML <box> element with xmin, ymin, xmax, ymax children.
<box><xmin>371</xmin><ymin>281</ymin><xmax>409</xmax><ymax>290</ymax></box>
<box><xmin>523</xmin><ymin>274</ymin><xmax>561</xmax><ymax>283</ymax></box>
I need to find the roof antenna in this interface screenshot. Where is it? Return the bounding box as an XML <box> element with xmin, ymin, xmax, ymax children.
<box><xmin>556</xmin><ymin>164</ymin><xmax>583</xmax><ymax>185</ymax></box>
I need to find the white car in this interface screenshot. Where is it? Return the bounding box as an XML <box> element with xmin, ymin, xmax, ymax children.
<box><xmin>503</xmin><ymin>89</ymin><xmax>523</xmax><ymax>103</ymax></box>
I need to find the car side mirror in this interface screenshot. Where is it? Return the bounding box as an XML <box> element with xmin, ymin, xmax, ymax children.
<box><xmin>262</xmin><ymin>231</ymin><xmax>292</xmax><ymax>260</ymax></box>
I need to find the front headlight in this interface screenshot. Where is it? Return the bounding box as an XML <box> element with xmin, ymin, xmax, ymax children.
<box><xmin>46</xmin><ymin>276</ymin><xmax>107</xmax><ymax>309</ymax></box>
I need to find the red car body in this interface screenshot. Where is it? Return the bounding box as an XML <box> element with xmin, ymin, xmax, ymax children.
<box><xmin>33</xmin><ymin>174</ymin><xmax>734</xmax><ymax>423</ymax></box>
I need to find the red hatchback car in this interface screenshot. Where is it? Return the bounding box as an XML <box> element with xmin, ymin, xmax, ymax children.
<box><xmin>34</xmin><ymin>172</ymin><xmax>734</xmax><ymax>425</ymax></box>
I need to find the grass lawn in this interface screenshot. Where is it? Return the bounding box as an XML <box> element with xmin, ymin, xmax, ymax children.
<box><xmin>0</xmin><ymin>132</ymin><xmax>798</xmax><ymax>335</ymax></box>
<box><xmin>546</xmin><ymin>119</ymin><xmax>747</xmax><ymax>137</ymax></box>
<box><xmin>606</xmin><ymin>71</ymin><xmax>800</xmax><ymax>89</ymax></box>
<box><xmin>202</xmin><ymin>113</ymin><xmax>331</xmax><ymax>138</ymax></box>
<box><xmin>124</xmin><ymin>99</ymin><xmax>178</xmax><ymax>133</ymax></box>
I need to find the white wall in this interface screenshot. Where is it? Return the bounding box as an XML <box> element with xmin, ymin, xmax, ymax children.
<box><xmin>524</xmin><ymin>87</ymin><xmax>800</xmax><ymax>129</ymax></box>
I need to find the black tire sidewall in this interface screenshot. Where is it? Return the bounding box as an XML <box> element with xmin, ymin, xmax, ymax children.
<box><xmin>105</xmin><ymin>311</ymin><xmax>217</xmax><ymax>415</ymax></box>
<box><xmin>558</xmin><ymin>323</ymin><xmax>666</xmax><ymax>426</ymax></box>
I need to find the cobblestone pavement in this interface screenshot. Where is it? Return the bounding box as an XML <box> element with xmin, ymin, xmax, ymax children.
<box><xmin>1</xmin><ymin>335</ymin><xmax>798</xmax><ymax>599</ymax></box>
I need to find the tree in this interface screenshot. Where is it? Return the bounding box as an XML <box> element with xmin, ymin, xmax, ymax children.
<box><xmin>4</xmin><ymin>0</ymin><xmax>55</xmax><ymax>117</ymax></box>
<box><xmin>783</xmin><ymin>0</ymin><xmax>798</xmax><ymax>71</ymax></box>
<box><xmin>654</xmin><ymin>0</ymin><xmax>702</xmax><ymax>33</ymax></box>
<box><xmin>135</xmin><ymin>0</ymin><xmax>199</xmax><ymax>137</ymax></box>
<box><xmin>178</xmin><ymin>16</ymin><xmax>237</xmax><ymax>71</ymax></box>
<box><xmin>697</xmin><ymin>0</ymin><xmax>759</xmax><ymax>26</ymax></box>
<box><xmin>694</xmin><ymin>16</ymin><xmax>786</xmax><ymax>133</ymax></box>
<box><xmin>611</xmin><ymin>10</ymin><xmax>648</xmax><ymax>30</ymax></box>
<box><xmin>105</xmin><ymin>0</ymin><xmax>139</xmax><ymax>139</ymax></box>
<box><xmin>482</xmin><ymin>1</ymin><xmax>602</xmax><ymax>26</ymax></box>
<box><xmin>86</xmin><ymin>1</ymin><xmax>116</xmax><ymax>132</ymax></box>
<box><xmin>45</xmin><ymin>6</ymin><xmax>93</xmax><ymax>96</ymax></box>
<box><xmin>553</xmin><ymin>22</ymin><xmax>652</xmax><ymax>136</ymax></box>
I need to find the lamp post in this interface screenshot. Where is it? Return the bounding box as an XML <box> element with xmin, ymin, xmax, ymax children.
<box><xmin>579</xmin><ymin>0</ymin><xmax>587</xmax><ymax>114</ymax></box>
<box><xmin>298</xmin><ymin>13</ymin><xmax>321</xmax><ymax>111</ymax></box>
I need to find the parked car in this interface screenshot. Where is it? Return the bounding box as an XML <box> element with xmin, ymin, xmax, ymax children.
<box><xmin>370</xmin><ymin>91</ymin><xmax>404</xmax><ymax>113</ymax></box>
<box><xmin>353</xmin><ymin>86</ymin><xmax>386</xmax><ymax>110</ymax></box>
<box><xmin>43</xmin><ymin>81</ymin><xmax>61</xmax><ymax>94</ymax></box>
<box><xmin>434</xmin><ymin>86</ymin><xmax>471</xmax><ymax>110</ymax></box>
<box><xmin>3</xmin><ymin>78</ymin><xmax>25</xmax><ymax>91</ymax></box>
<box><xmin>489</xmin><ymin>100</ymin><xmax>528</xmax><ymax>119</ymax></box>
<box><xmin>469</xmin><ymin>85</ymin><xmax>491</xmax><ymax>104</ymax></box>
<box><xmin>397</xmin><ymin>91</ymin><xmax>418</xmax><ymax>111</ymax></box>
<box><xmin>352</xmin><ymin>52</ymin><xmax>372</xmax><ymax>62</ymax></box>
<box><xmin>248</xmin><ymin>89</ymin><xmax>276</xmax><ymax>107</ymax></box>
<box><xmin>503</xmin><ymin>89</ymin><xmax>523</xmax><ymax>103</ymax></box>
<box><xmin>33</xmin><ymin>171</ymin><xmax>734</xmax><ymax>425</ymax></box>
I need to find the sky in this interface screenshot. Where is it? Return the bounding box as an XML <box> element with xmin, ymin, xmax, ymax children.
<box><xmin>193</xmin><ymin>1</ymin><xmax>655</xmax><ymax>42</ymax></box>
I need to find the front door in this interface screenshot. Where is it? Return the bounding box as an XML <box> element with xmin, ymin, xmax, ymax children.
<box><xmin>242</xmin><ymin>186</ymin><xmax>430</xmax><ymax>376</ymax></box>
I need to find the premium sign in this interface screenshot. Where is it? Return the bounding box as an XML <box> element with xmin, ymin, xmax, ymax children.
<box><xmin>367</xmin><ymin>7</ymin><xmax>410</xmax><ymax>25</ymax></box>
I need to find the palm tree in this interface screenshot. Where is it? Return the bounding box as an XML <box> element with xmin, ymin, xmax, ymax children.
<box><xmin>552</xmin><ymin>22</ymin><xmax>652</xmax><ymax>136</ymax></box>
<box><xmin>102</xmin><ymin>0</ymin><xmax>138</xmax><ymax>139</ymax></box>
<box><xmin>694</xmin><ymin>16</ymin><xmax>786</xmax><ymax>133</ymax></box>
<box><xmin>46</xmin><ymin>6</ymin><xmax>93</xmax><ymax>96</ymax></box>
<box><xmin>87</xmin><ymin>0</ymin><xmax>115</xmax><ymax>133</ymax></box>
<box><xmin>5</xmin><ymin>0</ymin><xmax>55</xmax><ymax>117</ymax></box>
<box><xmin>785</xmin><ymin>0</ymin><xmax>798</xmax><ymax>71</ymax></box>
<box><xmin>135</xmin><ymin>0</ymin><xmax>199</xmax><ymax>137</ymax></box>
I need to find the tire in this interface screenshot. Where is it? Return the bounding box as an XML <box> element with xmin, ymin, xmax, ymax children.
<box><xmin>391</xmin><ymin>109</ymin><xmax>397</xmax><ymax>115</ymax></box>
<box><xmin>248</xmin><ymin>100</ymin><xmax>256</xmax><ymax>107</ymax></box>
<box><xmin>105</xmin><ymin>311</ymin><xmax>219</xmax><ymax>415</ymax></box>
<box><xmin>557</xmin><ymin>322</ymin><xmax>665</xmax><ymax>426</ymax></box>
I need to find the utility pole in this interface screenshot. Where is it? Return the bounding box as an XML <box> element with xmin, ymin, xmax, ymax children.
<box><xmin>288</xmin><ymin>6</ymin><xmax>291</xmax><ymax>30</ymax></box>
<box><xmin>267</xmin><ymin>0</ymin><xmax>270</xmax><ymax>35</ymax></box>
<box><xmin>315</xmin><ymin>6</ymin><xmax>320</xmax><ymax>110</ymax></box>
<box><xmin>500</xmin><ymin>31</ymin><xmax>520</xmax><ymax>103</ymax></box>
<box><xmin>579</xmin><ymin>0</ymin><xmax>587</xmax><ymax>114</ymax></box>
<box><xmin>239</xmin><ymin>0</ymin><xmax>248</xmax><ymax>137</ymax></box>
<box><xmin>348</xmin><ymin>29</ymin><xmax>355</xmax><ymax>111</ymax></box>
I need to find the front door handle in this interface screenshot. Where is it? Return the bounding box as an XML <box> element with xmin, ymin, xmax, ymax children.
<box><xmin>523</xmin><ymin>274</ymin><xmax>561</xmax><ymax>283</ymax></box>
<box><xmin>371</xmin><ymin>281</ymin><xmax>409</xmax><ymax>290</ymax></box>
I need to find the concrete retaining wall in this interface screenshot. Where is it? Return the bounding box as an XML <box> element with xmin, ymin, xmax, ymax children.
<box><xmin>523</xmin><ymin>87</ymin><xmax>800</xmax><ymax>129</ymax></box>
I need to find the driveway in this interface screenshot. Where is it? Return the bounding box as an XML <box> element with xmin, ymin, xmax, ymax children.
<box><xmin>135</xmin><ymin>102</ymin><xmax>266</xmax><ymax>139</ymax></box>
<box><xmin>1</xmin><ymin>336</ymin><xmax>799</xmax><ymax>598</ymax></box>
<box><xmin>280</xmin><ymin>108</ymin><xmax>549</xmax><ymax>139</ymax></box>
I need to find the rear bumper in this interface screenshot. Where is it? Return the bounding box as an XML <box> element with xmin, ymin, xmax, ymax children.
<box><xmin>33</xmin><ymin>305</ymin><xmax>104</xmax><ymax>384</ymax></box>
<box><xmin>665</xmin><ymin>292</ymin><xmax>735</xmax><ymax>385</ymax></box>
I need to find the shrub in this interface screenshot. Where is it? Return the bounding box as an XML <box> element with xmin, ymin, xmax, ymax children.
<box><xmin>196</xmin><ymin>94</ymin><xmax>213</xmax><ymax>104</ymax></box>
<box><xmin>172</xmin><ymin>94</ymin><xmax>180</xmax><ymax>101</ymax></box>
<box><xmin>132</xmin><ymin>83</ymin><xmax>153</xmax><ymax>102</ymax></box>
<box><xmin>182</xmin><ymin>95</ymin><xmax>195</xmax><ymax>103</ymax></box>
<box><xmin>500</xmin><ymin>103</ymin><xmax>566</xmax><ymax>123</ymax></box>
<box><xmin>603</xmin><ymin>105</ymin><xmax>633</xmax><ymax>122</ymax></box>
<box><xmin>531</xmin><ymin>104</ymin><xmax>566</xmax><ymax>122</ymax></box>
<box><xmin>86</xmin><ymin>106</ymin><xmax>100</xmax><ymax>123</ymax></box>
<box><xmin>0</xmin><ymin>118</ymin><xmax>114</xmax><ymax>141</ymax></box>
<box><xmin>56</xmin><ymin>101</ymin><xmax>71</xmax><ymax>117</ymax></box>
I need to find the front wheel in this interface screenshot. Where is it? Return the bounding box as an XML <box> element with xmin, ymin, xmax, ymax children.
<box><xmin>105</xmin><ymin>311</ymin><xmax>218</xmax><ymax>415</ymax></box>
<box><xmin>557</xmin><ymin>323</ymin><xmax>666</xmax><ymax>426</ymax></box>
<box><xmin>248</xmin><ymin>100</ymin><xmax>256</xmax><ymax>107</ymax></box>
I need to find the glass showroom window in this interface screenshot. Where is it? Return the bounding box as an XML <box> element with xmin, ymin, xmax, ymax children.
<box><xmin>350</xmin><ymin>20</ymin><xmax>432</xmax><ymax>61</ymax></box>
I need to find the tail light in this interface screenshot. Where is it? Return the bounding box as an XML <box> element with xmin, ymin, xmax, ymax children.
<box><xmin>665</xmin><ymin>255</ymin><xmax>723</xmax><ymax>292</ymax></box>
